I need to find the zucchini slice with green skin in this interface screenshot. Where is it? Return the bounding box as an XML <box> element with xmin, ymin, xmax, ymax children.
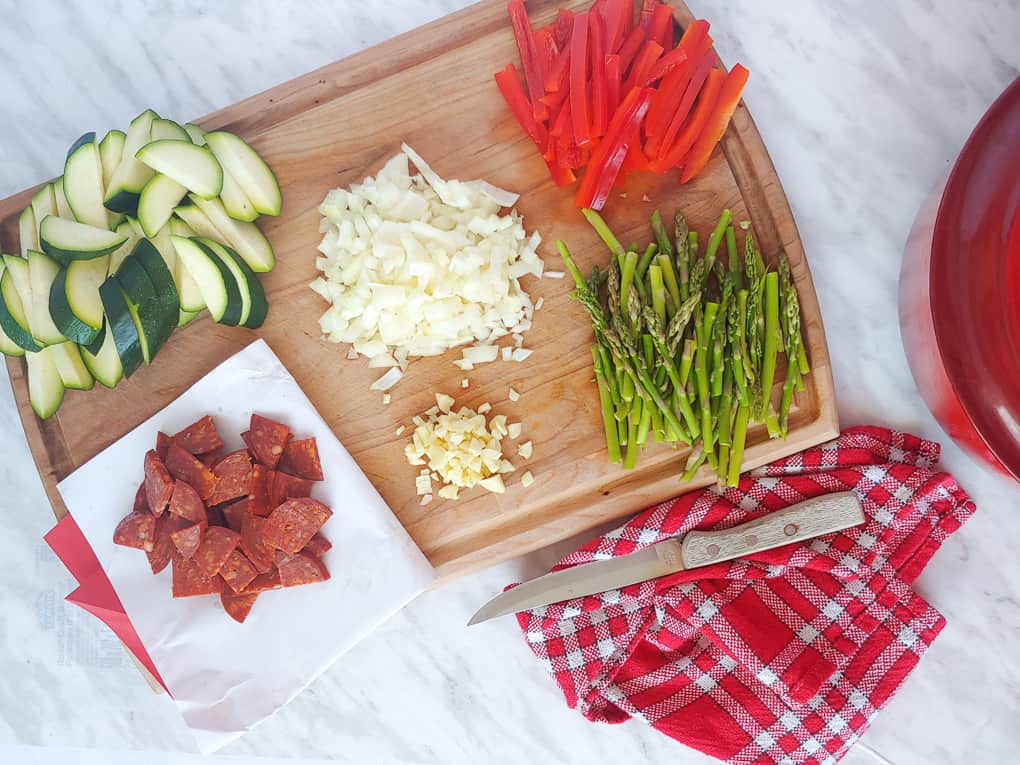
<box><xmin>98</xmin><ymin>277</ymin><xmax>142</xmax><ymax>376</ymax></box>
<box><xmin>219</xmin><ymin>166</ymin><xmax>258</xmax><ymax>222</ymax></box>
<box><xmin>138</xmin><ymin>173</ymin><xmax>187</xmax><ymax>237</ymax></box>
<box><xmin>173</xmin><ymin>204</ymin><xmax>224</xmax><ymax>241</ymax></box>
<box><xmin>40</xmin><ymin>216</ymin><xmax>127</xmax><ymax>265</ymax></box>
<box><xmin>133</xmin><ymin>238</ymin><xmax>180</xmax><ymax>319</ymax></box>
<box><xmin>0</xmin><ymin>267</ymin><xmax>41</xmax><ymax>352</ymax></box>
<box><xmin>107</xmin><ymin>221</ymin><xmax>139</xmax><ymax>276</ymax></box>
<box><xmin>31</xmin><ymin>185</ymin><xmax>58</xmax><ymax>240</ymax></box>
<box><xmin>188</xmin><ymin>194</ymin><xmax>275</xmax><ymax>272</ymax></box>
<box><xmin>0</xmin><ymin>263</ymin><xmax>25</xmax><ymax>357</ymax></box>
<box><xmin>183</xmin><ymin>123</ymin><xmax>206</xmax><ymax>145</ymax></box>
<box><xmin>50</xmin><ymin>341</ymin><xmax>94</xmax><ymax>391</ymax></box>
<box><xmin>177</xmin><ymin>309</ymin><xmax>201</xmax><ymax>327</ymax></box>
<box><xmin>80</xmin><ymin>324</ymin><xmax>122</xmax><ymax>388</ymax></box>
<box><xmin>99</xmin><ymin>129</ymin><xmax>126</xmax><ymax>190</ymax></box>
<box><xmin>19</xmin><ymin>206</ymin><xmax>38</xmax><ymax>256</ymax></box>
<box><xmin>115</xmin><ymin>254</ymin><xmax>174</xmax><ymax>364</ymax></box>
<box><xmin>170</xmin><ymin>236</ymin><xmax>241</xmax><ymax>324</ymax></box>
<box><xmin>136</xmin><ymin>140</ymin><xmax>223</xmax><ymax>200</ymax></box>
<box><xmin>203</xmin><ymin>131</ymin><xmax>281</xmax><ymax>216</ymax></box>
<box><xmin>168</xmin><ymin>221</ymin><xmax>204</xmax><ymax>311</ymax></box>
<box><xmin>27</xmin><ymin>250</ymin><xmax>66</xmax><ymax>346</ymax></box>
<box><xmin>104</xmin><ymin>109</ymin><xmax>157</xmax><ymax>215</ymax></box>
<box><xmin>195</xmin><ymin>238</ymin><xmax>267</xmax><ymax>328</ymax></box>
<box><xmin>26</xmin><ymin>346</ymin><xmax>65</xmax><ymax>419</ymax></box>
<box><xmin>151</xmin><ymin>118</ymin><xmax>191</xmax><ymax>143</ymax></box>
<box><xmin>49</xmin><ymin>255</ymin><xmax>108</xmax><ymax>345</ymax></box>
<box><xmin>66</xmin><ymin>132</ymin><xmax>96</xmax><ymax>159</ymax></box>
<box><xmin>54</xmin><ymin>178</ymin><xmax>74</xmax><ymax>220</ymax></box>
<box><xmin>64</xmin><ymin>137</ymin><xmax>108</xmax><ymax>229</ymax></box>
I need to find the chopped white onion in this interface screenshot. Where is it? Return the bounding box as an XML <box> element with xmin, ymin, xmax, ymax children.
<box><xmin>545</xmin><ymin>271</ymin><xmax>565</xmax><ymax>279</ymax></box>
<box><xmin>511</xmin><ymin>348</ymin><xmax>533</xmax><ymax>362</ymax></box>
<box><xmin>521</xmin><ymin>471</ymin><xmax>534</xmax><ymax>487</ymax></box>
<box><xmin>370</xmin><ymin>367</ymin><xmax>403</xmax><ymax>390</ymax></box>
<box><xmin>508</xmin><ymin>387</ymin><xmax>520</xmax><ymax>402</ymax></box>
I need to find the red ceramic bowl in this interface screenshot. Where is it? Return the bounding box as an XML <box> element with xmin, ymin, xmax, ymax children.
<box><xmin>901</xmin><ymin>76</ymin><xmax>1020</xmax><ymax>480</ymax></box>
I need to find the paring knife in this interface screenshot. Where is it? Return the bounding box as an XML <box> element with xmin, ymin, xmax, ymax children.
<box><xmin>468</xmin><ymin>492</ymin><xmax>865</xmax><ymax>626</ymax></box>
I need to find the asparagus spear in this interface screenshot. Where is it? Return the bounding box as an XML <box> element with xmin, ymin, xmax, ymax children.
<box><xmin>727</xmin><ymin>404</ymin><xmax>751</xmax><ymax>486</ymax></box>
<box><xmin>675</xmin><ymin>213</ymin><xmax>690</xmax><ymax>301</ymax></box>
<box><xmin>592</xmin><ymin>345</ymin><xmax>622</xmax><ymax>463</ymax></box>
<box><xmin>696</xmin><ymin>302</ymin><xmax>718</xmax><ymax>455</ymax></box>
<box><xmin>644</xmin><ymin>307</ymin><xmax>701</xmax><ymax>438</ymax></box>
<box><xmin>636</xmin><ymin>242</ymin><xmax>658</xmax><ymax>282</ymax></box>
<box><xmin>582</xmin><ymin>208</ymin><xmax>625</xmax><ymax>259</ymax></box>
<box><xmin>704</xmin><ymin>209</ymin><xmax>732</xmax><ymax>273</ymax></box>
<box><xmin>726</xmin><ymin>224</ymin><xmax>742</xmax><ymax>289</ymax></box>
<box><xmin>759</xmin><ymin>272</ymin><xmax>780</xmax><ymax>422</ymax></box>
<box><xmin>777</xmin><ymin>253</ymin><xmax>802</xmax><ymax>436</ymax></box>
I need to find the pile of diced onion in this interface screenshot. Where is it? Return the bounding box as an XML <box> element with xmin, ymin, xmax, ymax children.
<box><xmin>311</xmin><ymin>144</ymin><xmax>546</xmax><ymax>389</ymax></box>
<box><xmin>405</xmin><ymin>393</ymin><xmax>533</xmax><ymax>503</ymax></box>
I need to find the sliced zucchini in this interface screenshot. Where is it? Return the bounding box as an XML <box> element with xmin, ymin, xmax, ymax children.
<box><xmin>98</xmin><ymin>277</ymin><xmax>142</xmax><ymax>376</ymax></box>
<box><xmin>168</xmin><ymin>221</ymin><xmax>204</xmax><ymax>311</ymax></box>
<box><xmin>148</xmin><ymin>223</ymin><xmax>177</xmax><ymax>275</ymax></box>
<box><xmin>64</xmin><ymin>137</ymin><xmax>108</xmax><ymax>229</ymax></box>
<box><xmin>50</xmin><ymin>341</ymin><xmax>94</xmax><ymax>390</ymax></box>
<box><xmin>0</xmin><ymin>265</ymin><xmax>41</xmax><ymax>352</ymax></box>
<box><xmin>169</xmin><ymin>217</ymin><xmax>196</xmax><ymax>238</ymax></box>
<box><xmin>219</xmin><ymin>166</ymin><xmax>258</xmax><ymax>222</ymax></box>
<box><xmin>170</xmin><ymin>236</ymin><xmax>241</xmax><ymax>324</ymax></box>
<box><xmin>49</xmin><ymin>255</ymin><xmax>108</xmax><ymax>345</ymax></box>
<box><xmin>188</xmin><ymin>194</ymin><xmax>275</xmax><ymax>272</ymax></box>
<box><xmin>98</xmin><ymin>129</ymin><xmax>126</xmax><ymax>190</ymax></box>
<box><xmin>183</xmin><ymin>123</ymin><xmax>206</xmax><ymax>145</ymax></box>
<box><xmin>195</xmin><ymin>238</ymin><xmax>267</xmax><ymax>328</ymax></box>
<box><xmin>137</xmin><ymin>173</ymin><xmax>187</xmax><ymax>237</ymax></box>
<box><xmin>151</xmin><ymin>118</ymin><xmax>191</xmax><ymax>143</ymax></box>
<box><xmin>66</xmin><ymin>132</ymin><xmax>96</xmax><ymax>159</ymax></box>
<box><xmin>107</xmin><ymin>221</ymin><xmax>139</xmax><ymax>276</ymax></box>
<box><xmin>19</xmin><ymin>206</ymin><xmax>38</xmax><ymax>256</ymax></box>
<box><xmin>117</xmin><ymin>251</ymin><xmax>176</xmax><ymax>363</ymax></box>
<box><xmin>40</xmin><ymin>216</ymin><xmax>127</xmax><ymax>265</ymax></box>
<box><xmin>80</xmin><ymin>324</ymin><xmax>122</xmax><ymax>388</ymax></box>
<box><xmin>26</xmin><ymin>250</ymin><xmax>66</xmax><ymax>346</ymax></box>
<box><xmin>136</xmin><ymin>141</ymin><xmax>223</xmax><ymax>200</ymax></box>
<box><xmin>173</xmin><ymin>204</ymin><xmax>224</xmax><ymax>241</ymax></box>
<box><xmin>177</xmin><ymin>309</ymin><xmax>201</xmax><ymax>327</ymax></box>
<box><xmin>125</xmin><ymin>216</ymin><xmax>145</xmax><ymax>241</ymax></box>
<box><xmin>0</xmin><ymin>263</ymin><xmax>24</xmax><ymax>357</ymax></box>
<box><xmin>26</xmin><ymin>346</ymin><xmax>65</xmax><ymax>419</ymax></box>
<box><xmin>104</xmin><ymin>109</ymin><xmax>157</xmax><ymax>215</ymax></box>
<box><xmin>31</xmin><ymin>185</ymin><xmax>58</xmax><ymax>240</ymax></box>
<box><xmin>54</xmin><ymin>178</ymin><xmax>74</xmax><ymax>220</ymax></box>
<box><xmin>132</xmin><ymin>238</ymin><xmax>181</xmax><ymax>320</ymax></box>
<box><xmin>203</xmin><ymin>131</ymin><xmax>281</xmax><ymax>216</ymax></box>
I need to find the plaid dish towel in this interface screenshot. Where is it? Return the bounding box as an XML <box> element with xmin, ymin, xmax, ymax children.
<box><xmin>515</xmin><ymin>427</ymin><xmax>974</xmax><ymax>765</ymax></box>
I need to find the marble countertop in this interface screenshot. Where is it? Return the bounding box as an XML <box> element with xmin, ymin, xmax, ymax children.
<box><xmin>1</xmin><ymin>1</ymin><xmax>1018</xmax><ymax>763</ymax></box>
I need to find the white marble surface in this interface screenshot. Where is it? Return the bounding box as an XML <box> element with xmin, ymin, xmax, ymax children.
<box><xmin>0</xmin><ymin>1</ymin><xmax>1018</xmax><ymax>763</ymax></box>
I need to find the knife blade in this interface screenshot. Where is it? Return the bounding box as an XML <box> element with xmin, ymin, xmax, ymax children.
<box><xmin>467</xmin><ymin>492</ymin><xmax>865</xmax><ymax>626</ymax></box>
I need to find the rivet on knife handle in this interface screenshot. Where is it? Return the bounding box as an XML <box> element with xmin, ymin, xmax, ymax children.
<box><xmin>679</xmin><ymin>492</ymin><xmax>866</xmax><ymax>569</ymax></box>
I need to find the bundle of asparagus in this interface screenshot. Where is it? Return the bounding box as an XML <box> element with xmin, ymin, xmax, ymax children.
<box><xmin>558</xmin><ymin>207</ymin><xmax>810</xmax><ymax>486</ymax></box>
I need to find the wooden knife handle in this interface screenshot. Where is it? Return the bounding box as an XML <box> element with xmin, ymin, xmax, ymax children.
<box><xmin>679</xmin><ymin>492</ymin><xmax>866</xmax><ymax>570</ymax></box>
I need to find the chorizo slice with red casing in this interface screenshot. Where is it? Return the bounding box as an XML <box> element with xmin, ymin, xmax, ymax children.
<box><xmin>219</xmin><ymin>549</ymin><xmax>259</xmax><ymax>593</ymax></box>
<box><xmin>165</xmin><ymin>444</ymin><xmax>216</xmax><ymax>501</ymax></box>
<box><xmin>144</xmin><ymin>450</ymin><xmax>174</xmax><ymax>516</ymax></box>
<box><xmin>247</xmin><ymin>464</ymin><xmax>272</xmax><ymax>516</ymax></box>
<box><xmin>222</xmin><ymin>498</ymin><xmax>249</xmax><ymax>532</ymax></box>
<box><xmin>276</xmin><ymin>550</ymin><xmax>331</xmax><ymax>587</ymax></box>
<box><xmin>208</xmin><ymin>450</ymin><xmax>253</xmax><ymax>506</ymax></box>
<box><xmin>247</xmin><ymin>414</ymin><xmax>291</xmax><ymax>468</ymax></box>
<box><xmin>168</xmin><ymin>479</ymin><xmax>207</xmax><ymax>525</ymax></box>
<box><xmin>133</xmin><ymin>481</ymin><xmax>149</xmax><ymax>514</ymax></box>
<box><xmin>171</xmin><ymin>552</ymin><xmax>223</xmax><ymax>597</ymax></box>
<box><xmin>193</xmin><ymin>526</ymin><xmax>242</xmax><ymax>579</ymax></box>
<box><xmin>241</xmin><ymin>567</ymin><xmax>283</xmax><ymax>593</ymax></box>
<box><xmin>146</xmin><ymin>514</ymin><xmax>185</xmax><ymax>574</ymax></box>
<box><xmin>269</xmin><ymin>471</ymin><xmax>313</xmax><ymax>509</ymax></box>
<box><xmin>221</xmin><ymin>589</ymin><xmax>258</xmax><ymax>623</ymax></box>
<box><xmin>239</xmin><ymin>515</ymin><xmax>275</xmax><ymax>573</ymax></box>
<box><xmin>302</xmin><ymin>533</ymin><xmax>332</xmax><ymax>559</ymax></box>
<box><xmin>155</xmin><ymin>431</ymin><xmax>172</xmax><ymax>461</ymax></box>
<box><xmin>278</xmin><ymin>438</ymin><xmax>324</xmax><ymax>481</ymax></box>
<box><xmin>263</xmin><ymin>498</ymin><xmax>333</xmax><ymax>554</ymax></box>
<box><xmin>171</xmin><ymin>523</ymin><xmax>203</xmax><ymax>559</ymax></box>
<box><xmin>200</xmin><ymin>451</ymin><xmax>223</xmax><ymax>469</ymax></box>
<box><xmin>113</xmin><ymin>511</ymin><xmax>157</xmax><ymax>553</ymax></box>
<box><xmin>171</xmin><ymin>415</ymin><xmax>224</xmax><ymax>456</ymax></box>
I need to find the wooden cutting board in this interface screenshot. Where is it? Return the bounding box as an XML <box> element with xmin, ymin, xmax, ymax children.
<box><xmin>0</xmin><ymin>0</ymin><xmax>837</xmax><ymax>581</ymax></box>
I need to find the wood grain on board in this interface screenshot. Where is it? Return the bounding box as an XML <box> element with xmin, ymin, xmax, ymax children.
<box><xmin>1</xmin><ymin>0</ymin><xmax>837</xmax><ymax>582</ymax></box>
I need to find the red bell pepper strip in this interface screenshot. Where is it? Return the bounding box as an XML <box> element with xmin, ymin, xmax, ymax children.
<box><xmin>654</xmin><ymin>49</ymin><xmax>715</xmax><ymax>160</ymax></box>
<box><xmin>570</xmin><ymin>12</ymin><xmax>592</xmax><ymax>148</ymax></box>
<box><xmin>605</xmin><ymin>54</ymin><xmax>621</xmax><ymax>118</ymax></box>
<box><xmin>679</xmin><ymin>64</ymin><xmax>750</xmax><ymax>182</ymax></box>
<box><xmin>651</xmin><ymin>67</ymin><xmax>724</xmax><ymax>172</ymax></box>
<box><xmin>623</xmin><ymin>39</ymin><xmax>663</xmax><ymax>94</ymax></box>
<box><xmin>643</xmin><ymin>44</ymin><xmax>687</xmax><ymax>86</ymax></box>
<box><xmin>589</xmin><ymin>11</ymin><xmax>608</xmax><ymax>137</ymax></box>
<box><xmin>575</xmin><ymin>87</ymin><xmax>654</xmax><ymax>210</ymax></box>
<box><xmin>494</xmin><ymin>64</ymin><xmax>548</xmax><ymax>151</ymax></box>
<box><xmin>542</xmin><ymin>143</ymin><xmax>577</xmax><ymax>186</ymax></box>
<box><xmin>535</xmin><ymin>27</ymin><xmax>558</xmax><ymax>75</ymax></box>
<box><xmin>602</xmin><ymin>0</ymin><xmax>630</xmax><ymax>54</ymax></box>
<box><xmin>647</xmin><ymin>3</ymin><xmax>674</xmax><ymax>48</ymax></box>
<box><xmin>507</xmin><ymin>0</ymin><xmax>547</xmax><ymax>120</ymax></box>
<box><xmin>639</xmin><ymin>0</ymin><xmax>657</xmax><ymax>29</ymax></box>
<box><xmin>623</xmin><ymin>140</ymin><xmax>650</xmax><ymax>173</ymax></box>
<box><xmin>554</xmin><ymin>8</ymin><xmax>575</xmax><ymax>50</ymax></box>
<box><xmin>643</xmin><ymin>25</ymin><xmax>711</xmax><ymax>156</ymax></box>
<box><xmin>543</xmin><ymin>47</ymin><xmax>570</xmax><ymax>93</ymax></box>
<box><xmin>617</xmin><ymin>26</ymin><xmax>646</xmax><ymax>75</ymax></box>
<box><xmin>551</xmin><ymin>95</ymin><xmax>572</xmax><ymax>138</ymax></box>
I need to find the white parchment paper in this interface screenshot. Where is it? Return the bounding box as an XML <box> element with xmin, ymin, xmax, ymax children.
<box><xmin>57</xmin><ymin>339</ymin><xmax>436</xmax><ymax>753</ymax></box>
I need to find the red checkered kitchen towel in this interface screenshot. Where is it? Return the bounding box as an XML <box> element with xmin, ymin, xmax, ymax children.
<box><xmin>515</xmin><ymin>427</ymin><xmax>975</xmax><ymax>765</ymax></box>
